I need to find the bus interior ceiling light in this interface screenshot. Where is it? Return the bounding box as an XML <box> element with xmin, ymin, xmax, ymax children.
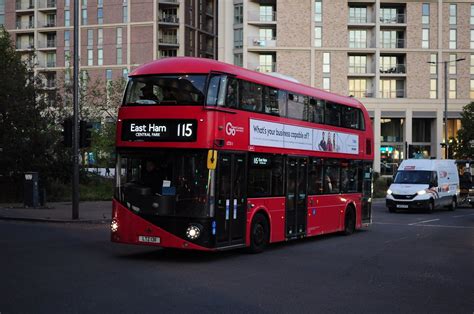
<box><xmin>186</xmin><ymin>225</ymin><xmax>201</xmax><ymax>240</ymax></box>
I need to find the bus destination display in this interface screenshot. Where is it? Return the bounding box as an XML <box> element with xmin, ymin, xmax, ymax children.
<box><xmin>122</xmin><ymin>119</ymin><xmax>197</xmax><ymax>142</ymax></box>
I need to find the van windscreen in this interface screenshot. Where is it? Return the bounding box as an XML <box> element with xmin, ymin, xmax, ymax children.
<box><xmin>393</xmin><ymin>170</ymin><xmax>435</xmax><ymax>185</ymax></box>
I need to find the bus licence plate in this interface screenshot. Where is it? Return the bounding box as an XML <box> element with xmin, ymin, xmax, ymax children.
<box><xmin>396</xmin><ymin>204</ymin><xmax>409</xmax><ymax>208</ymax></box>
<box><xmin>138</xmin><ymin>236</ymin><xmax>161</xmax><ymax>244</ymax></box>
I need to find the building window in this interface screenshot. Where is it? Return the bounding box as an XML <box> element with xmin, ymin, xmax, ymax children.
<box><xmin>65</xmin><ymin>10</ymin><xmax>70</xmax><ymax>26</ymax></box>
<box><xmin>46</xmin><ymin>52</ymin><xmax>56</xmax><ymax>67</ymax></box>
<box><xmin>64</xmin><ymin>30</ymin><xmax>70</xmax><ymax>47</ymax></box>
<box><xmin>422</xmin><ymin>3</ymin><xmax>429</xmax><ymax>24</ymax></box>
<box><xmin>117</xmin><ymin>47</ymin><xmax>122</xmax><ymax>64</ymax></box>
<box><xmin>97</xmin><ymin>28</ymin><xmax>103</xmax><ymax>46</ymax></box>
<box><xmin>116</xmin><ymin>27</ymin><xmax>122</xmax><ymax>45</ymax></box>
<box><xmin>381</xmin><ymin>30</ymin><xmax>403</xmax><ymax>48</ymax></box>
<box><xmin>471</xmin><ymin>54</ymin><xmax>474</xmax><ymax>75</ymax></box>
<box><xmin>349</xmin><ymin>79</ymin><xmax>368</xmax><ymax>98</ymax></box>
<box><xmin>323</xmin><ymin>77</ymin><xmax>330</xmax><ymax>91</ymax></box>
<box><xmin>449</xmin><ymin>4</ymin><xmax>456</xmax><ymax>25</ymax></box>
<box><xmin>349</xmin><ymin>30</ymin><xmax>367</xmax><ymax>48</ymax></box>
<box><xmin>234</xmin><ymin>53</ymin><xmax>243</xmax><ymax>67</ymax></box>
<box><xmin>87</xmin><ymin>49</ymin><xmax>93</xmax><ymax>66</ymax></box>
<box><xmin>106</xmin><ymin>69</ymin><xmax>112</xmax><ymax>81</ymax></box>
<box><xmin>98</xmin><ymin>48</ymin><xmax>103</xmax><ymax>65</ymax></box>
<box><xmin>471</xmin><ymin>80</ymin><xmax>474</xmax><ymax>99</ymax></box>
<box><xmin>449</xmin><ymin>54</ymin><xmax>457</xmax><ymax>74</ymax></box>
<box><xmin>449</xmin><ymin>29</ymin><xmax>457</xmax><ymax>49</ymax></box>
<box><xmin>430</xmin><ymin>79</ymin><xmax>437</xmax><ymax>99</ymax></box>
<box><xmin>233</xmin><ymin>29</ymin><xmax>243</xmax><ymax>48</ymax></box>
<box><xmin>259</xmin><ymin>28</ymin><xmax>274</xmax><ymax>41</ymax></box>
<box><xmin>82</xmin><ymin>9</ymin><xmax>87</xmax><ymax>25</ymax></box>
<box><xmin>380</xmin><ymin>79</ymin><xmax>404</xmax><ymax>98</ymax></box>
<box><xmin>122</xmin><ymin>3</ymin><xmax>128</xmax><ymax>23</ymax></box>
<box><xmin>259</xmin><ymin>5</ymin><xmax>274</xmax><ymax>22</ymax></box>
<box><xmin>82</xmin><ymin>0</ymin><xmax>87</xmax><ymax>6</ymax></box>
<box><xmin>98</xmin><ymin>0</ymin><xmax>103</xmax><ymax>7</ymax></box>
<box><xmin>348</xmin><ymin>55</ymin><xmax>367</xmax><ymax>74</ymax></box>
<box><xmin>87</xmin><ymin>29</ymin><xmax>93</xmax><ymax>46</ymax></box>
<box><xmin>471</xmin><ymin>5</ymin><xmax>474</xmax><ymax>25</ymax></box>
<box><xmin>234</xmin><ymin>4</ymin><xmax>243</xmax><ymax>24</ymax></box>
<box><xmin>314</xmin><ymin>27</ymin><xmax>322</xmax><ymax>47</ymax></box>
<box><xmin>97</xmin><ymin>7</ymin><xmax>103</xmax><ymax>24</ymax></box>
<box><xmin>65</xmin><ymin>0</ymin><xmax>70</xmax><ymax>7</ymax></box>
<box><xmin>259</xmin><ymin>54</ymin><xmax>274</xmax><ymax>73</ymax></box>
<box><xmin>430</xmin><ymin>54</ymin><xmax>437</xmax><ymax>74</ymax></box>
<box><xmin>349</xmin><ymin>7</ymin><xmax>367</xmax><ymax>23</ymax></box>
<box><xmin>323</xmin><ymin>52</ymin><xmax>330</xmax><ymax>73</ymax></box>
<box><xmin>314</xmin><ymin>0</ymin><xmax>322</xmax><ymax>22</ymax></box>
<box><xmin>471</xmin><ymin>30</ymin><xmax>474</xmax><ymax>49</ymax></box>
<box><xmin>449</xmin><ymin>79</ymin><xmax>456</xmax><ymax>99</ymax></box>
<box><xmin>422</xmin><ymin>28</ymin><xmax>429</xmax><ymax>48</ymax></box>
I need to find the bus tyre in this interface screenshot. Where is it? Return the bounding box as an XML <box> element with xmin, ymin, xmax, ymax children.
<box><xmin>248</xmin><ymin>213</ymin><xmax>269</xmax><ymax>253</ymax></box>
<box><xmin>343</xmin><ymin>207</ymin><xmax>356</xmax><ymax>235</ymax></box>
<box><xmin>448</xmin><ymin>197</ymin><xmax>456</xmax><ymax>211</ymax></box>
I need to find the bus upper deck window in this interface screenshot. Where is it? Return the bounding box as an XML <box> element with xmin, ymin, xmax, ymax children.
<box><xmin>225</xmin><ymin>78</ymin><xmax>239</xmax><ymax>108</ymax></box>
<box><xmin>206</xmin><ymin>75</ymin><xmax>227</xmax><ymax>106</ymax></box>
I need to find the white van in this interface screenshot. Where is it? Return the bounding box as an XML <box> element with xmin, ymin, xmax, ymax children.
<box><xmin>386</xmin><ymin>159</ymin><xmax>459</xmax><ymax>213</ymax></box>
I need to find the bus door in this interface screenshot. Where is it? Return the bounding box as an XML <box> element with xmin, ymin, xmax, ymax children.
<box><xmin>286</xmin><ymin>157</ymin><xmax>308</xmax><ymax>238</ymax></box>
<box><xmin>361</xmin><ymin>161</ymin><xmax>372</xmax><ymax>224</ymax></box>
<box><xmin>215</xmin><ymin>153</ymin><xmax>247</xmax><ymax>247</ymax></box>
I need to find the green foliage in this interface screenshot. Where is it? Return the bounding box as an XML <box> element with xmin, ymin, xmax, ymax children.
<box><xmin>373</xmin><ymin>175</ymin><xmax>392</xmax><ymax>198</ymax></box>
<box><xmin>453</xmin><ymin>102</ymin><xmax>474</xmax><ymax>159</ymax></box>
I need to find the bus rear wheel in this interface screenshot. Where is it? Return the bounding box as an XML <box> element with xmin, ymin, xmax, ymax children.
<box><xmin>248</xmin><ymin>213</ymin><xmax>269</xmax><ymax>253</ymax></box>
<box><xmin>343</xmin><ymin>206</ymin><xmax>356</xmax><ymax>235</ymax></box>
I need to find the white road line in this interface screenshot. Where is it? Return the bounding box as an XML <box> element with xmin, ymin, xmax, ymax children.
<box><xmin>373</xmin><ymin>222</ymin><xmax>474</xmax><ymax>229</ymax></box>
<box><xmin>408</xmin><ymin>219</ymin><xmax>440</xmax><ymax>226</ymax></box>
<box><xmin>453</xmin><ymin>213</ymin><xmax>474</xmax><ymax>218</ymax></box>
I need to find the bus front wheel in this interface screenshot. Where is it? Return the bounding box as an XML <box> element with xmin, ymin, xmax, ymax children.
<box><xmin>248</xmin><ymin>213</ymin><xmax>269</xmax><ymax>253</ymax></box>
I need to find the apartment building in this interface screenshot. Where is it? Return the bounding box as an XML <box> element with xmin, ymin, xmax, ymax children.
<box><xmin>218</xmin><ymin>0</ymin><xmax>474</xmax><ymax>174</ymax></box>
<box><xmin>2</xmin><ymin>0</ymin><xmax>217</xmax><ymax>94</ymax></box>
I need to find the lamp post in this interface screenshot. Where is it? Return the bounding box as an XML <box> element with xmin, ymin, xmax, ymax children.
<box><xmin>428</xmin><ymin>57</ymin><xmax>465</xmax><ymax>159</ymax></box>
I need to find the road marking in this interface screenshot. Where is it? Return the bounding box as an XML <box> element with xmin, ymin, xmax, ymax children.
<box><xmin>452</xmin><ymin>213</ymin><xmax>474</xmax><ymax>218</ymax></box>
<box><xmin>408</xmin><ymin>219</ymin><xmax>440</xmax><ymax>226</ymax></box>
<box><xmin>373</xmin><ymin>222</ymin><xmax>474</xmax><ymax>229</ymax></box>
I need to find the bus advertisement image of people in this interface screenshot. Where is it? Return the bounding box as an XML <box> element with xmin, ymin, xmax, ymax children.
<box><xmin>111</xmin><ymin>57</ymin><xmax>374</xmax><ymax>253</ymax></box>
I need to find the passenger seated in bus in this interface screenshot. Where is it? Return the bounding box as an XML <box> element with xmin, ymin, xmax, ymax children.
<box><xmin>323</xmin><ymin>174</ymin><xmax>332</xmax><ymax>193</ymax></box>
<box><xmin>140</xmin><ymin>84</ymin><xmax>158</xmax><ymax>101</ymax></box>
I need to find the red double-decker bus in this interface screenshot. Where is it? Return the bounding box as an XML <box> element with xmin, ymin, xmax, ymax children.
<box><xmin>111</xmin><ymin>57</ymin><xmax>374</xmax><ymax>252</ymax></box>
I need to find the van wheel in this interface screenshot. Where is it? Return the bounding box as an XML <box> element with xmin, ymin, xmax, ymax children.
<box><xmin>448</xmin><ymin>197</ymin><xmax>456</xmax><ymax>211</ymax></box>
<box><xmin>248</xmin><ymin>213</ymin><xmax>269</xmax><ymax>253</ymax></box>
<box><xmin>343</xmin><ymin>207</ymin><xmax>356</xmax><ymax>235</ymax></box>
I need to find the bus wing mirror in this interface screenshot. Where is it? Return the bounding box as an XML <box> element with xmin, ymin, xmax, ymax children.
<box><xmin>207</xmin><ymin>150</ymin><xmax>217</xmax><ymax>170</ymax></box>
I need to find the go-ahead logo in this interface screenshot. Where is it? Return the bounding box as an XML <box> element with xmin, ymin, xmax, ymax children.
<box><xmin>225</xmin><ymin>122</ymin><xmax>244</xmax><ymax>136</ymax></box>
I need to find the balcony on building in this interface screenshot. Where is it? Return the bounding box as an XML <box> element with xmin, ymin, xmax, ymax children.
<box><xmin>15</xmin><ymin>41</ymin><xmax>35</xmax><ymax>51</ymax></box>
<box><xmin>349</xmin><ymin>77</ymin><xmax>374</xmax><ymax>98</ymax></box>
<box><xmin>158</xmin><ymin>14</ymin><xmax>179</xmax><ymax>26</ymax></box>
<box><xmin>380</xmin><ymin>30</ymin><xmax>405</xmax><ymax>49</ymax></box>
<box><xmin>159</xmin><ymin>49</ymin><xmax>178</xmax><ymax>58</ymax></box>
<box><xmin>15</xmin><ymin>17</ymin><xmax>35</xmax><ymax>30</ymax></box>
<box><xmin>41</xmin><ymin>73</ymin><xmax>57</xmax><ymax>89</ymax></box>
<box><xmin>15</xmin><ymin>0</ymin><xmax>35</xmax><ymax>12</ymax></box>
<box><xmin>379</xmin><ymin>79</ymin><xmax>406</xmax><ymax>98</ymax></box>
<box><xmin>379</xmin><ymin>5</ymin><xmax>406</xmax><ymax>25</ymax></box>
<box><xmin>249</xmin><ymin>36</ymin><xmax>277</xmax><ymax>48</ymax></box>
<box><xmin>38</xmin><ymin>39</ymin><xmax>56</xmax><ymax>50</ymax></box>
<box><xmin>158</xmin><ymin>0</ymin><xmax>179</xmax><ymax>8</ymax></box>
<box><xmin>39</xmin><ymin>14</ymin><xmax>57</xmax><ymax>28</ymax></box>
<box><xmin>158</xmin><ymin>33</ymin><xmax>179</xmax><ymax>47</ymax></box>
<box><xmin>380</xmin><ymin>55</ymin><xmax>406</xmax><ymax>76</ymax></box>
<box><xmin>348</xmin><ymin>54</ymin><xmax>375</xmax><ymax>77</ymax></box>
<box><xmin>348</xmin><ymin>29</ymin><xmax>375</xmax><ymax>49</ymax></box>
<box><xmin>248</xmin><ymin>2</ymin><xmax>276</xmax><ymax>25</ymax></box>
<box><xmin>347</xmin><ymin>4</ymin><xmax>375</xmax><ymax>27</ymax></box>
<box><xmin>38</xmin><ymin>0</ymin><xmax>57</xmax><ymax>11</ymax></box>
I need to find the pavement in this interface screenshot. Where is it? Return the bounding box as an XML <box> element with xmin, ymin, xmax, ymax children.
<box><xmin>0</xmin><ymin>198</ymin><xmax>386</xmax><ymax>224</ymax></box>
<box><xmin>0</xmin><ymin>201</ymin><xmax>112</xmax><ymax>223</ymax></box>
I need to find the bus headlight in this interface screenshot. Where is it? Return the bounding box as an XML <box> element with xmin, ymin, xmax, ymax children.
<box><xmin>417</xmin><ymin>190</ymin><xmax>427</xmax><ymax>195</ymax></box>
<box><xmin>387</xmin><ymin>189</ymin><xmax>393</xmax><ymax>195</ymax></box>
<box><xmin>186</xmin><ymin>224</ymin><xmax>201</xmax><ymax>240</ymax></box>
<box><xmin>111</xmin><ymin>219</ymin><xmax>119</xmax><ymax>233</ymax></box>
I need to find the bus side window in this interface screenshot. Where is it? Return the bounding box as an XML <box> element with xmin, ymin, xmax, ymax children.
<box><xmin>358</xmin><ymin>109</ymin><xmax>366</xmax><ymax>130</ymax></box>
<box><xmin>240</xmin><ymin>81</ymin><xmax>263</xmax><ymax>112</ymax></box>
<box><xmin>272</xmin><ymin>155</ymin><xmax>285</xmax><ymax>196</ymax></box>
<box><xmin>278</xmin><ymin>90</ymin><xmax>287</xmax><ymax>117</ymax></box>
<box><xmin>288</xmin><ymin>93</ymin><xmax>304</xmax><ymax>120</ymax></box>
<box><xmin>342</xmin><ymin>106</ymin><xmax>359</xmax><ymax>129</ymax></box>
<box><xmin>312</xmin><ymin>98</ymin><xmax>324</xmax><ymax>124</ymax></box>
<box><xmin>225</xmin><ymin>78</ymin><xmax>239</xmax><ymax>108</ymax></box>
<box><xmin>263</xmin><ymin>86</ymin><xmax>279</xmax><ymax>116</ymax></box>
<box><xmin>308</xmin><ymin>158</ymin><xmax>323</xmax><ymax>195</ymax></box>
<box><xmin>324</xmin><ymin>160</ymin><xmax>340</xmax><ymax>194</ymax></box>
<box><xmin>325</xmin><ymin>102</ymin><xmax>341</xmax><ymax>127</ymax></box>
<box><xmin>206</xmin><ymin>75</ymin><xmax>223</xmax><ymax>106</ymax></box>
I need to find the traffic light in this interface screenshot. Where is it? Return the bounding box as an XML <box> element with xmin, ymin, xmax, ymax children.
<box><xmin>80</xmin><ymin>120</ymin><xmax>93</xmax><ymax>148</ymax></box>
<box><xmin>62</xmin><ymin>118</ymin><xmax>73</xmax><ymax>147</ymax></box>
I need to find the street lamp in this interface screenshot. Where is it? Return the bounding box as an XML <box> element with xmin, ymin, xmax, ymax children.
<box><xmin>427</xmin><ymin>57</ymin><xmax>465</xmax><ymax>159</ymax></box>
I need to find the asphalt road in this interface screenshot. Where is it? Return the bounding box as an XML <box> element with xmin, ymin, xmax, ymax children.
<box><xmin>1</xmin><ymin>203</ymin><xmax>473</xmax><ymax>314</ymax></box>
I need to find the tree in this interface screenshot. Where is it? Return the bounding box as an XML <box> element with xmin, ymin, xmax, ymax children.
<box><xmin>0</xmin><ymin>27</ymin><xmax>68</xmax><ymax>182</ymax></box>
<box><xmin>453</xmin><ymin>101</ymin><xmax>474</xmax><ymax>159</ymax></box>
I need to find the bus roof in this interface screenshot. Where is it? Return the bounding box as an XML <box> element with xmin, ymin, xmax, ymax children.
<box><xmin>130</xmin><ymin>57</ymin><xmax>364</xmax><ymax>109</ymax></box>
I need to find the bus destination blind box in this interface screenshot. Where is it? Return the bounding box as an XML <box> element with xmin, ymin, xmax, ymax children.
<box><xmin>121</xmin><ymin>119</ymin><xmax>197</xmax><ymax>142</ymax></box>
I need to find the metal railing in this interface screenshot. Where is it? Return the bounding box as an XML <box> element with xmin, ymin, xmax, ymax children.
<box><xmin>42</xmin><ymin>20</ymin><xmax>57</xmax><ymax>27</ymax></box>
<box><xmin>380</xmin><ymin>89</ymin><xmax>406</xmax><ymax>98</ymax></box>
<box><xmin>348</xmin><ymin>40</ymin><xmax>375</xmax><ymax>49</ymax></box>
<box><xmin>16</xmin><ymin>21</ymin><xmax>35</xmax><ymax>29</ymax></box>
<box><xmin>16</xmin><ymin>42</ymin><xmax>35</xmax><ymax>49</ymax></box>
<box><xmin>349</xmin><ymin>90</ymin><xmax>374</xmax><ymax>98</ymax></box>
<box><xmin>158</xmin><ymin>15</ymin><xmax>179</xmax><ymax>23</ymax></box>
<box><xmin>253</xmin><ymin>62</ymin><xmax>276</xmax><ymax>73</ymax></box>
<box><xmin>38</xmin><ymin>0</ymin><xmax>56</xmax><ymax>8</ymax></box>
<box><xmin>159</xmin><ymin>37</ymin><xmax>178</xmax><ymax>45</ymax></box>
<box><xmin>250</xmin><ymin>37</ymin><xmax>277</xmax><ymax>48</ymax></box>
<box><xmin>348</xmin><ymin>16</ymin><xmax>370</xmax><ymax>23</ymax></box>
<box><xmin>380</xmin><ymin>38</ymin><xmax>405</xmax><ymax>49</ymax></box>
<box><xmin>380</xmin><ymin>13</ymin><xmax>406</xmax><ymax>24</ymax></box>
<box><xmin>248</xmin><ymin>11</ymin><xmax>277</xmax><ymax>22</ymax></box>
<box><xmin>348</xmin><ymin>66</ymin><xmax>369</xmax><ymax>74</ymax></box>
<box><xmin>379</xmin><ymin>64</ymin><xmax>406</xmax><ymax>74</ymax></box>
